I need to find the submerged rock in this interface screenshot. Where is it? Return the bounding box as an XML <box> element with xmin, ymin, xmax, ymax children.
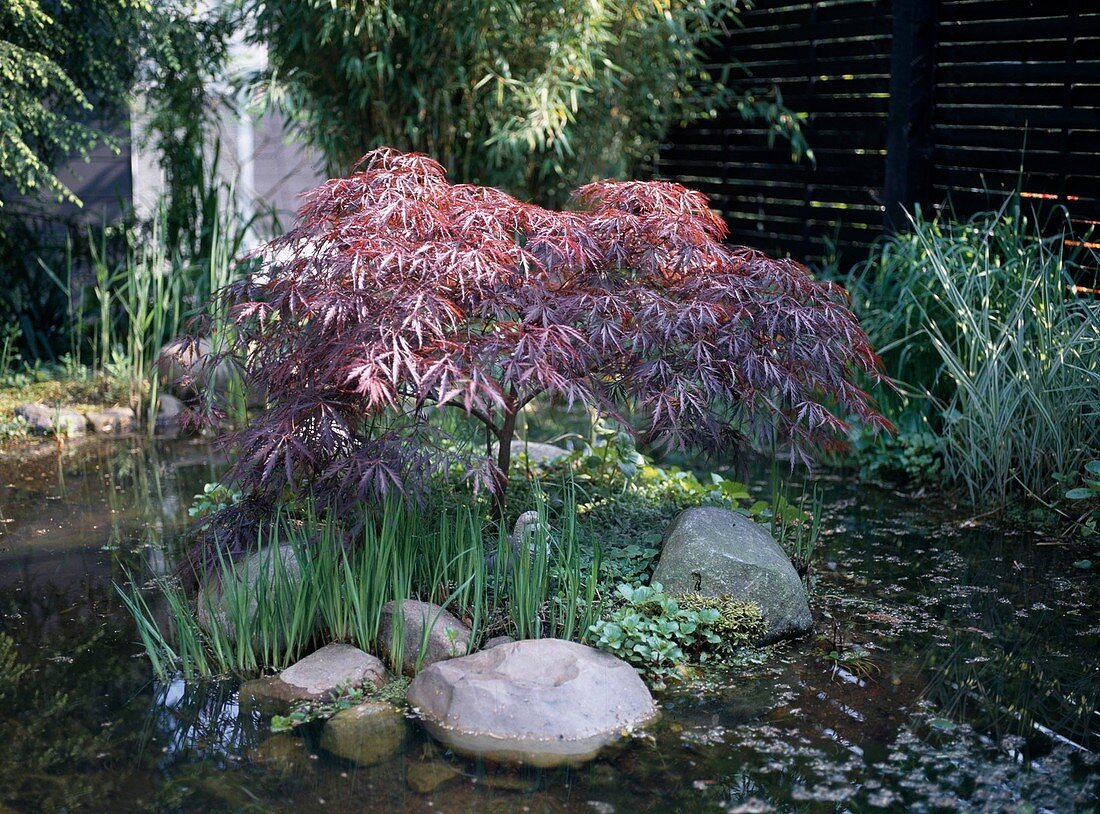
<box><xmin>319</xmin><ymin>701</ymin><xmax>408</xmax><ymax>766</ymax></box>
<box><xmin>650</xmin><ymin>507</ymin><xmax>812</xmax><ymax>643</ymax></box>
<box><xmin>241</xmin><ymin>644</ymin><xmax>387</xmax><ymax>708</ymax></box>
<box><xmin>85</xmin><ymin>406</ymin><xmax>136</xmax><ymax>435</ymax></box>
<box><xmin>406</xmin><ymin>758</ymin><xmax>463</xmax><ymax>793</ymax></box>
<box><xmin>378</xmin><ymin>599</ymin><xmax>471</xmax><ymax>676</ymax></box>
<box><xmin>14</xmin><ymin>403</ymin><xmax>86</xmax><ymax>436</ymax></box>
<box><xmin>249</xmin><ymin>734</ymin><xmax>314</xmax><ymax>776</ymax></box>
<box><xmin>407</xmin><ymin>638</ymin><xmax>658</xmax><ymax>767</ymax></box>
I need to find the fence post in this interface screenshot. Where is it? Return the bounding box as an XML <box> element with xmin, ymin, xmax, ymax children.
<box><xmin>884</xmin><ymin>0</ymin><xmax>936</xmax><ymax>232</ymax></box>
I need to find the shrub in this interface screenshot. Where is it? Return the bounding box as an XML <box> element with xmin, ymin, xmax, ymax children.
<box><xmin>210</xmin><ymin>148</ymin><xmax>889</xmax><ymax>535</ymax></box>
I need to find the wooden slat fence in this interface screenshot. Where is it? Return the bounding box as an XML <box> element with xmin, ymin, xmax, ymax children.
<box><xmin>655</xmin><ymin>0</ymin><xmax>1100</xmax><ymax>266</ymax></box>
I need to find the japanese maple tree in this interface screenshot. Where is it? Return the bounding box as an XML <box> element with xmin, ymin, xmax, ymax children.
<box><xmin>217</xmin><ymin>147</ymin><xmax>891</xmax><ymax>517</ymax></box>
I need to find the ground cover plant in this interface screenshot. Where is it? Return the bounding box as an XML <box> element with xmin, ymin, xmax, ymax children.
<box><xmin>197</xmin><ymin>147</ymin><xmax>889</xmax><ymax>558</ymax></box>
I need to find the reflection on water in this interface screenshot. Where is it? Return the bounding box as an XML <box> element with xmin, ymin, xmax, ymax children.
<box><xmin>0</xmin><ymin>439</ymin><xmax>1097</xmax><ymax>812</ymax></box>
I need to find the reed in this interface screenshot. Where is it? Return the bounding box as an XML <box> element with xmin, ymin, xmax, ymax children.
<box><xmin>845</xmin><ymin>197</ymin><xmax>1100</xmax><ymax>503</ymax></box>
<box><xmin>119</xmin><ymin>484</ymin><xmax>603</xmax><ymax>680</ymax></box>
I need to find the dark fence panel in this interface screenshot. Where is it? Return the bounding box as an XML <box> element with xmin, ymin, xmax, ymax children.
<box><xmin>655</xmin><ymin>0</ymin><xmax>1100</xmax><ymax>264</ymax></box>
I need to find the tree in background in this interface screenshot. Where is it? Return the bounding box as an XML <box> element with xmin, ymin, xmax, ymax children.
<box><xmin>245</xmin><ymin>0</ymin><xmax>809</xmax><ymax>205</ymax></box>
<box><xmin>0</xmin><ymin>0</ymin><xmax>232</xmax><ymax>361</ymax></box>
<box><xmin>0</xmin><ymin>0</ymin><xmax>140</xmax><ymax>207</ymax></box>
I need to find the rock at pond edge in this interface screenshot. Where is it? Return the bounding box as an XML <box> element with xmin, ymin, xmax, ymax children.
<box><xmin>407</xmin><ymin>638</ymin><xmax>657</xmax><ymax>768</ymax></box>
<box><xmin>319</xmin><ymin>701</ymin><xmax>408</xmax><ymax>766</ymax></box>
<box><xmin>650</xmin><ymin>506</ymin><xmax>812</xmax><ymax>643</ymax></box>
<box><xmin>241</xmin><ymin>643</ymin><xmax>387</xmax><ymax>708</ymax></box>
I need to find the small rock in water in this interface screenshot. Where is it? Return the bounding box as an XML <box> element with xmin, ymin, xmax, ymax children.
<box><xmin>651</xmin><ymin>507</ymin><xmax>812</xmax><ymax>643</ymax></box>
<box><xmin>406</xmin><ymin>758</ymin><xmax>463</xmax><ymax>793</ymax></box>
<box><xmin>85</xmin><ymin>407</ymin><xmax>136</xmax><ymax>435</ymax></box>
<box><xmin>154</xmin><ymin>394</ymin><xmax>185</xmax><ymax>437</ymax></box>
<box><xmin>249</xmin><ymin>734</ymin><xmax>314</xmax><ymax>776</ymax></box>
<box><xmin>378</xmin><ymin>599</ymin><xmax>471</xmax><ymax>675</ymax></box>
<box><xmin>407</xmin><ymin>638</ymin><xmax>658</xmax><ymax>768</ymax></box>
<box><xmin>241</xmin><ymin>644</ymin><xmax>387</xmax><ymax>707</ymax></box>
<box><xmin>14</xmin><ymin>403</ymin><xmax>86</xmax><ymax>437</ymax></box>
<box><xmin>319</xmin><ymin>701</ymin><xmax>408</xmax><ymax>766</ymax></box>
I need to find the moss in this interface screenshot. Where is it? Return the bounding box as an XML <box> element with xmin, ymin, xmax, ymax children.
<box><xmin>676</xmin><ymin>593</ymin><xmax>767</xmax><ymax>648</ymax></box>
<box><xmin>0</xmin><ymin>371</ymin><xmax>132</xmax><ymax>423</ymax></box>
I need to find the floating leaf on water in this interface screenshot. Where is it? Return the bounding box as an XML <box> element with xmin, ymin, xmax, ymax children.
<box><xmin>1072</xmin><ymin>560</ymin><xmax>1093</xmax><ymax>570</ymax></box>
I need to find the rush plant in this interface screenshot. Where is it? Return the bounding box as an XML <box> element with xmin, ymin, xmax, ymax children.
<box><xmin>211</xmin><ymin>148</ymin><xmax>889</xmax><ymax>521</ymax></box>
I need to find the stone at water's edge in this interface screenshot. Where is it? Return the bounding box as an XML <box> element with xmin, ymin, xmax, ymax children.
<box><xmin>319</xmin><ymin>701</ymin><xmax>408</xmax><ymax>766</ymax></box>
<box><xmin>407</xmin><ymin>638</ymin><xmax>658</xmax><ymax>768</ymax></box>
<box><xmin>651</xmin><ymin>507</ymin><xmax>812</xmax><ymax>643</ymax></box>
<box><xmin>158</xmin><ymin>336</ymin><xmax>265</xmax><ymax>405</ymax></box>
<box><xmin>154</xmin><ymin>393</ymin><xmax>185</xmax><ymax>437</ymax></box>
<box><xmin>240</xmin><ymin>644</ymin><xmax>387</xmax><ymax>708</ymax></box>
<box><xmin>406</xmin><ymin>759</ymin><xmax>463</xmax><ymax>793</ymax></box>
<box><xmin>378</xmin><ymin>599</ymin><xmax>471</xmax><ymax>676</ymax></box>
<box><xmin>14</xmin><ymin>403</ymin><xmax>86</xmax><ymax>436</ymax></box>
<box><xmin>85</xmin><ymin>407</ymin><xmax>136</xmax><ymax>435</ymax></box>
<box><xmin>159</xmin><ymin>336</ymin><xmax>232</xmax><ymax>396</ymax></box>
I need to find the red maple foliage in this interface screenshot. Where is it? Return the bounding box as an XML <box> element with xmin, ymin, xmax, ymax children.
<box><xmin>219</xmin><ymin>147</ymin><xmax>891</xmax><ymax>517</ymax></box>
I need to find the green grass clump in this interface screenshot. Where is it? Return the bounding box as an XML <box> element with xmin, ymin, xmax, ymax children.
<box><xmin>119</xmin><ymin>485</ymin><xmax>606</xmax><ymax>681</ymax></box>
<box><xmin>841</xmin><ymin>196</ymin><xmax>1100</xmax><ymax>504</ymax></box>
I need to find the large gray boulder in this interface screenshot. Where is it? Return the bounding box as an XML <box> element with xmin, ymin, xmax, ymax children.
<box><xmin>407</xmin><ymin>638</ymin><xmax>657</xmax><ymax>767</ymax></box>
<box><xmin>240</xmin><ymin>644</ymin><xmax>387</xmax><ymax>708</ymax></box>
<box><xmin>378</xmin><ymin>599</ymin><xmax>471</xmax><ymax>676</ymax></box>
<box><xmin>651</xmin><ymin>507</ymin><xmax>812</xmax><ymax>643</ymax></box>
<box><xmin>14</xmin><ymin>403</ymin><xmax>86</xmax><ymax>437</ymax></box>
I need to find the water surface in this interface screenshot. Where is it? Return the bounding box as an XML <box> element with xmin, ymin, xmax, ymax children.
<box><xmin>1</xmin><ymin>439</ymin><xmax>1097</xmax><ymax>812</ymax></box>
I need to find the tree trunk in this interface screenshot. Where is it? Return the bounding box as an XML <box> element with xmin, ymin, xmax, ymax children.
<box><xmin>492</xmin><ymin>408</ymin><xmax>518</xmax><ymax>517</ymax></box>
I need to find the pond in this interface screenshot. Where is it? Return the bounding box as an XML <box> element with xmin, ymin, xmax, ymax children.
<box><xmin>1</xmin><ymin>439</ymin><xmax>1097</xmax><ymax>812</ymax></box>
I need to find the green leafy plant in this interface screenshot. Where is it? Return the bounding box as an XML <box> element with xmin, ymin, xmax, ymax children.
<box><xmin>675</xmin><ymin>592</ymin><xmax>766</xmax><ymax>649</ymax></box>
<box><xmin>589</xmin><ymin>582</ymin><xmax>724</xmax><ymax>687</ymax></box>
<box><xmin>244</xmin><ymin>0</ymin><xmax>810</xmax><ymax>205</ymax></box>
<box><xmin>188</xmin><ymin>481</ymin><xmax>244</xmax><ymax>519</ymax></box>
<box><xmin>1063</xmin><ymin>460</ymin><xmax>1100</xmax><ymax>538</ymax></box>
